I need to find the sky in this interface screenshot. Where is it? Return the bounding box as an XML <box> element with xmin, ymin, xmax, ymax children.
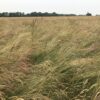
<box><xmin>0</xmin><ymin>0</ymin><xmax>100</xmax><ymax>15</ymax></box>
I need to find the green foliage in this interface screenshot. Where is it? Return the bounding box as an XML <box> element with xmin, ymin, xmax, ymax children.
<box><xmin>28</xmin><ymin>52</ymin><xmax>46</xmax><ymax>64</ymax></box>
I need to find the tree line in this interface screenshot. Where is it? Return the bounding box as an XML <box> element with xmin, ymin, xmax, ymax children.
<box><xmin>0</xmin><ymin>12</ymin><xmax>92</xmax><ymax>17</ymax></box>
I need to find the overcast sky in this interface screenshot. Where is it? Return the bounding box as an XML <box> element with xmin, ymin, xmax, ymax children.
<box><xmin>0</xmin><ymin>0</ymin><xmax>99</xmax><ymax>15</ymax></box>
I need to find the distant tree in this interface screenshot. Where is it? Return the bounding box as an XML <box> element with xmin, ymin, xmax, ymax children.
<box><xmin>86</xmin><ymin>12</ymin><xmax>92</xmax><ymax>16</ymax></box>
<box><xmin>0</xmin><ymin>12</ymin><xmax>9</xmax><ymax>17</ymax></box>
<box><xmin>78</xmin><ymin>14</ymin><xmax>85</xmax><ymax>16</ymax></box>
<box><xmin>52</xmin><ymin>12</ymin><xmax>57</xmax><ymax>16</ymax></box>
<box><xmin>0</xmin><ymin>11</ymin><xmax>78</xmax><ymax>17</ymax></box>
<box><xmin>67</xmin><ymin>14</ymin><xmax>76</xmax><ymax>16</ymax></box>
<box><xmin>96</xmin><ymin>14</ymin><xmax>100</xmax><ymax>16</ymax></box>
<box><xmin>8</xmin><ymin>12</ymin><xmax>24</xmax><ymax>17</ymax></box>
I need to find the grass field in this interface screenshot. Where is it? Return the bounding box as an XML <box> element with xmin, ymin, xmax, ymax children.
<box><xmin>0</xmin><ymin>16</ymin><xmax>100</xmax><ymax>100</ymax></box>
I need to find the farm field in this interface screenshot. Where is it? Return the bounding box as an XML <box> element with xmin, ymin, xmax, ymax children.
<box><xmin>0</xmin><ymin>16</ymin><xmax>100</xmax><ymax>100</ymax></box>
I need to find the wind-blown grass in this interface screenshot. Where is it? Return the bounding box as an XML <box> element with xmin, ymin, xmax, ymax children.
<box><xmin>0</xmin><ymin>17</ymin><xmax>100</xmax><ymax>100</ymax></box>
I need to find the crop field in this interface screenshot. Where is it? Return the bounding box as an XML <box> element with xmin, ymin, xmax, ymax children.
<box><xmin>0</xmin><ymin>16</ymin><xmax>100</xmax><ymax>100</ymax></box>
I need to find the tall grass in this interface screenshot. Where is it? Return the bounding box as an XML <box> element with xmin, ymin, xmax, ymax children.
<box><xmin>0</xmin><ymin>17</ymin><xmax>100</xmax><ymax>100</ymax></box>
